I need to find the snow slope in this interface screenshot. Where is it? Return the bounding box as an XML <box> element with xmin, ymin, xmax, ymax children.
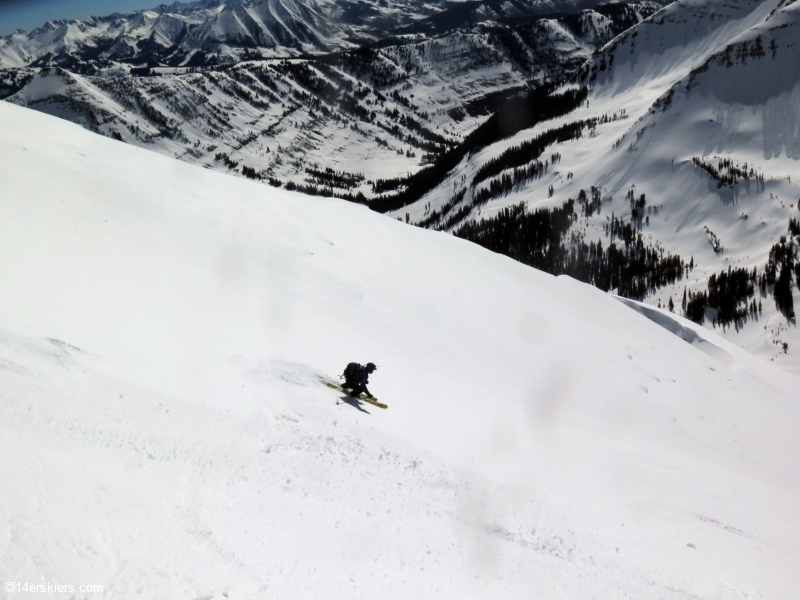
<box><xmin>2</xmin><ymin>100</ymin><xmax>800</xmax><ymax>598</ymax></box>
<box><xmin>398</xmin><ymin>0</ymin><xmax>800</xmax><ymax>372</ymax></box>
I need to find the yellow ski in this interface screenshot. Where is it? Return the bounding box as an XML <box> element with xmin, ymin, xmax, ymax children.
<box><xmin>322</xmin><ymin>379</ymin><xmax>388</xmax><ymax>409</ymax></box>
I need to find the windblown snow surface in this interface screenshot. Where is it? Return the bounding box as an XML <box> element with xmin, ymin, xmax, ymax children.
<box><xmin>1</xmin><ymin>100</ymin><xmax>800</xmax><ymax>598</ymax></box>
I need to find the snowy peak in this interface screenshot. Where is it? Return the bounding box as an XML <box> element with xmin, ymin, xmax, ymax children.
<box><xmin>0</xmin><ymin>0</ymin><xmax>343</xmax><ymax>70</ymax></box>
<box><xmin>186</xmin><ymin>0</ymin><xmax>341</xmax><ymax>52</ymax></box>
<box><xmin>580</xmin><ymin>0</ymin><xmax>778</xmax><ymax>92</ymax></box>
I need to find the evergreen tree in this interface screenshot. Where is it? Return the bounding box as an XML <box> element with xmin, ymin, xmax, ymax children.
<box><xmin>774</xmin><ymin>264</ymin><xmax>795</xmax><ymax>318</ymax></box>
<box><xmin>686</xmin><ymin>290</ymin><xmax>708</xmax><ymax>323</ymax></box>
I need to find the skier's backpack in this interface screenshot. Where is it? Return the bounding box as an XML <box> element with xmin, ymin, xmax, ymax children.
<box><xmin>341</xmin><ymin>362</ymin><xmax>362</xmax><ymax>383</ymax></box>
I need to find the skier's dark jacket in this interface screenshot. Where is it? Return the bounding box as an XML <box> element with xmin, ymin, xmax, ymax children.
<box><xmin>348</xmin><ymin>367</ymin><xmax>371</xmax><ymax>396</ymax></box>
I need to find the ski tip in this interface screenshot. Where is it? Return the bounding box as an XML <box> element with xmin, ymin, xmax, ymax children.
<box><xmin>362</xmin><ymin>397</ymin><xmax>388</xmax><ymax>409</ymax></box>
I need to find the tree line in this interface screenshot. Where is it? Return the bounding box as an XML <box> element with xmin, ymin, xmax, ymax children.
<box><xmin>692</xmin><ymin>156</ymin><xmax>764</xmax><ymax>188</ymax></box>
<box><xmin>686</xmin><ymin>222</ymin><xmax>799</xmax><ymax>326</ymax></box>
<box><xmin>471</xmin><ymin>120</ymin><xmax>590</xmax><ymax>187</ymax></box>
<box><xmin>369</xmin><ymin>86</ymin><xmax>589</xmax><ymax>213</ymax></box>
<box><xmin>452</xmin><ymin>200</ymin><xmax>687</xmax><ymax>300</ymax></box>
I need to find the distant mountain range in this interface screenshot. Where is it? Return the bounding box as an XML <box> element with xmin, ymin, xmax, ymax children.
<box><xmin>0</xmin><ymin>0</ymin><xmax>655</xmax><ymax>72</ymax></box>
<box><xmin>1</xmin><ymin>1</ymin><xmax>660</xmax><ymax>198</ymax></box>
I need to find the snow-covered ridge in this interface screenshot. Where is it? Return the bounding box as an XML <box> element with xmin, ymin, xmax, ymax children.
<box><xmin>0</xmin><ymin>0</ymin><xmax>350</xmax><ymax>69</ymax></box>
<box><xmin>2</xmin><ymin>89</ymin><xmax>800</xmax><ymax>599</ymax></box>
<box><xmin>395</xmin><ymin>0</ymin><xmax>800</xmax><ymax>373</ymax></box>
<box><xmin>0</xmin><ymin>0</ymin><xmax>645</xmax><ymax>71</ymax></box>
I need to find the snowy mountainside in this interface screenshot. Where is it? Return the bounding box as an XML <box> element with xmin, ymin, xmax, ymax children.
<box><xmin>3</xmin><ymin>5</ymin><xmax>655</xmax><ymax>197</ymax></box>
<box><xmin>395</xmin><ymin>0</ymin><xmax>800</xmax><ymax>373</ymax></box>
<box><xmin>2</xmin><ymin>93</ymin><xmax>800</xmax><ymax>599</ymax></box>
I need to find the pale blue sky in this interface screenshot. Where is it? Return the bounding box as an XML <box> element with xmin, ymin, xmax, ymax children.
<box><xmin>0</xmin><ymin>0</ymin><xmax>189</xmax><ymax>36</ymax></box>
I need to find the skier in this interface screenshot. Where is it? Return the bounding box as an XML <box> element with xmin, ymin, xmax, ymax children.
<box><xmin>343</xmin><ymin>362</ymin><xmax>377</xmax><ymax>399</ymax></box>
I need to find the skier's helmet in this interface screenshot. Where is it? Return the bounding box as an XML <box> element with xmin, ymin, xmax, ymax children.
<box><xmin>366</xmin><ymin>362</ymin><xmax>377</xmax><ymax>373</ymax></box>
